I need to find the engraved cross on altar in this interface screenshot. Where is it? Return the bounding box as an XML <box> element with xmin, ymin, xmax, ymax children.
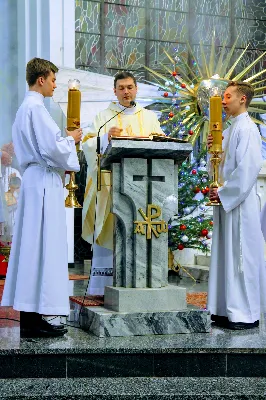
<box><xmin>112</xmin><ymin>157</ymin><xmax>177</xmax><ymax>289</ymax></box>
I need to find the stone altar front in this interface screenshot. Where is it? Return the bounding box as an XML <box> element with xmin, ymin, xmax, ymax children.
<box><xmin>77</xmin><ymin>139</ymin><xmax>211</xmax><ymax>337</ymax></box>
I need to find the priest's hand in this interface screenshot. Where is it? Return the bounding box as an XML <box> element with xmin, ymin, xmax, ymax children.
<box><xmin>66</xmin><ymin>128</ymin><xmax>83</xmax><ymax>144</ymax></box>
<box><xmin>207</xmin><ymin>133</ymin><xmax>213</xmax><ymax>149</ymax></box>
<box><xmin>108</xmin><ymin>127</ymin><xmax>123</xmax><ymax>142</ymax></box>
<box><xmin>209</xmin><ymin>187</ymin><xmax>220</xmax><ymax>202</ymax></box>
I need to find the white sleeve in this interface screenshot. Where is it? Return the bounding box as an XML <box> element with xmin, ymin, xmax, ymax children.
<box><xmin>218</xmin><ymin>125</ymin><xmax>262</xmax><ymax>213</ymax></box>
<box><xmin>31</xmin><ymin>104</ymin><xmax>80</xmax><ymax>172</ymax></box>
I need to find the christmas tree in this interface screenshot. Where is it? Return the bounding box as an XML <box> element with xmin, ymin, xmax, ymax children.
<box><xmin>168</xmin><ymin>148</ymin><xmax>213</xmax><ymax>255</ymax></box>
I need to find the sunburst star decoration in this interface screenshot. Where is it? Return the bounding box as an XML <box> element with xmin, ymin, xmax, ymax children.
<box><xmin>145</xmin><ymin>34</ymin><xmax>266</xmax><ymax>146</ymax></box>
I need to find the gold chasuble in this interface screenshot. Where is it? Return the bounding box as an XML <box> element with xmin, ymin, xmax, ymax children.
<box><xmin>82</xmin><ymin>102</ymin><xmax>164</xmax><ymax>250</ymax></box>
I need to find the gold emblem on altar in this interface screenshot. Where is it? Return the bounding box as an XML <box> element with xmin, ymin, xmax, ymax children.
<box><xmin>134</xmin><ymin>204</ymin><xmax>168</xmax><ymax>239</ymax></box>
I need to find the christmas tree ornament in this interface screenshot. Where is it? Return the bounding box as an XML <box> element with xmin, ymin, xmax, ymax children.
<box><xmin>177</xmin><ymin>244</ymin><xmax>184</xmax><ymax>250</ymax></box>
<box><xmin>191</xmin><ymin>169</ymin><xmax>197</xmax><ymax>175</ymax></box>
<box><xmin>206</xmin><ymin>232</ymin><xmax>213</xmax><ymax>239</ymax></box>
<box><xmin>201</xmin><ymin>229</ymin><xmax>208</xmax><ymax>236</ymax></box>
<box><xmin>172</xmin><ymin>71</ymin><xmax>177</xmax><ymax>76</ymax></box>
<box><xmin>179</xmin><ymin>224</ymin><xmax>187</xmax><ymax>231</ymax></box>
<box><xmin>145</xmin><ymin>34</ymin><xmax>266</xmax><ymax>145</ymax></box>
<box><xmin>181</xmin><ymin>235</ymin><xmax>189</xmax><ymax>243</ymax></box>
<box><xmin>162</xmin><ymin>195</ymin><xmax>178</xmax><ymax>222</ymax></box>
<box><xmin>168</xmin><ymin>112</ymin><xmax>174</xmax><ymax>118</ymax></box>
<box><xmin>163</xmin><ymin>92</ymin><xmax>169</xmax><ymax>97</ymax></box>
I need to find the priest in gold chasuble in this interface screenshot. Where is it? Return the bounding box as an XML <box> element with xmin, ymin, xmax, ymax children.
<box><xmin>82</xmin><ymin>72</ymin><xmax>164</xmax><ymax>295</ymax></box>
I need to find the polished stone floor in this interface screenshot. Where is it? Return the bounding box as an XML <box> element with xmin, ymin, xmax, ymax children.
<box><xmin>0</xmin><ymin>265</ymin><xmax>265</xmax><ymax>353</ymax></box>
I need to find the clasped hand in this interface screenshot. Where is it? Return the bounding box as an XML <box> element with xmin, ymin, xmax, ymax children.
<box><xmin>65</xmin><ymin>128</ymin><xmax>83</xmax><ymax>144</ymax></box>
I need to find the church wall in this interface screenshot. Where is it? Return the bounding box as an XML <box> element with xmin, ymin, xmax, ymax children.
<box><xmin>0</xmin><ymin>0</ymin><xmax>18</xmax><ymax>148</ymax></box>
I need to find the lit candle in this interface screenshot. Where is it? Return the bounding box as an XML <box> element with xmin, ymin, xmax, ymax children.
<box><xmin>209</xmin><ymin>91</ymin><xmax>222</xmax><ymax>153</ymax></box>
<box><xmin>67</xmin><ymin>79</ymin><xmax>81</xmax><ymax>131</ymax></box>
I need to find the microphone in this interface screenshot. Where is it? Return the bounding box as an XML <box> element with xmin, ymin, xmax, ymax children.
<box><xmin>96</xmin><ymin>100</ymin><xmax>136</xmax><ymax>191</ymax></box>
<box><xmin>96</xmin><ymin>101</ymin><xmax>136</xmax><ymax>154</ymax></box>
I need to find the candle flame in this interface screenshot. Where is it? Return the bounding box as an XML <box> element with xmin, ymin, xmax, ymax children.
<box><xmin>68</xmin><ymin>79</ymin><xmax>80</xmax><ymax>90</ymax></box>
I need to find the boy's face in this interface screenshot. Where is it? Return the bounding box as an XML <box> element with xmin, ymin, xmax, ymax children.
<box><xmin>222</xmin><ymin>86</ymin><xmax>246</xmax><ymax>117</ymax></box>
<box><xmin>114</xmin><ymin>77</ymin><xmax>137</xmax><ymax>107</ymax></box>
<box><xmin>38</xmin><ymin>71</ymin><xmax>57</xmax><ymax>97</ymax></box>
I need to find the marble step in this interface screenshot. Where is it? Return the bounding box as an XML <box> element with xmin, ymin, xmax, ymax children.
<box><xmin>179</xmin><ymin>265</ymin><xmax>209</xmax><ymax>281</ymax></box>
<box><xmin>1</xmin><ymin>323</ymin><xmax>266</xmax><ymax>379</ymax></box>
<box><xmin>0</xmin><ymin>377</ymin><xmax>266</xmax><ymax>399</ymax></box>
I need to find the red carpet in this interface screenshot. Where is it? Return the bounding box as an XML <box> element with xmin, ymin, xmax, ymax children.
<box><xmin>70</xmin><ymin>295</ymin><xmax>104</xmax><ymax>307</ymax></box>
<box><xmin>186</xmin><ymin>292</ymin><xmax>207</xmax><ymax>309</ymax></box>
<box><xmin>0</xmin><ymin>283</ymin><xmax>20</xmax><ymax>326</ymax></box>
<box><xmin>69</xmin><ymin>274</ymin><xmax>88</xmax><ymax>280</ymax></box>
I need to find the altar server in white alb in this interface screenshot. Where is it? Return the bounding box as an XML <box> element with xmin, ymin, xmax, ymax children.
<box><xmin>82</xmin><ymin>71</ymin><xmax>164</xmax><ymax>295</ymax></box>
<box><xmin>207</xmin><ymin>81</ymin><xmax>266</xmax><ymax>330</ymax></box>
<box><xmin>1</xmin><ymin>58</ymin><xmax>82</xmax><ymax>338</ymax></box>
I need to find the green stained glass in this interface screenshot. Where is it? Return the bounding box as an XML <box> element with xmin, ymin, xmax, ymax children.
<box><xmin>107</xmin><ymin>0</ymin><xmax>144</xmax><ymax>6</ymax></box>
<box><xmin>75</xmin><ymin>1</ymin><xmax>100</xmax><ymax>34</ymax></box>
<box><xmin>105</xmin><ymin>4</ymin><xmax>146</xmax><ymax>38</ymax></box>
<box><xmin>191</xmin><ymin>15</ymin><xmax>230</xmax><ymax>46</ymax></box>
<box><xmin>75</xmin><ymin>33</ymin><xmax>101</xmax><ymax>67</ymax></box>
<box><xmin>149</xmin><ymin>0</ymin><xmax>188</xmax><ymax>11</ymax></box>
<box><xmin>234</xmin><ymin>0</ymin><xmax>266</xmax><ymax>20</ymax></box>
<box><xmin>235</xmin><ymin>19</ymin><xmax>266</xmax><ymax>49</ymax></box>
<box><xmin>149</xmin><ymin>42</ymin><xmax>187</xmax><ymax>69</ymax></box>
<box><xmin>105</xmin><ymin>37</ymin><xmax>145</xmax><ymax>70</ymax></box>
<box><xmin>150</xmin><ymin>11</ymin><xmax>187</xmax><ymax>42</ymax></box>
<box><xmin>193</xmin><ymin>0</ymin><xmax>230</xmax><ymax>16</ymax></box>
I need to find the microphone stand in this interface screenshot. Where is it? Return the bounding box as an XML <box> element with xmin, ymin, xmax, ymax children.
<box><xmin>78</xmin><ymin>100</ymin><xmax>136</xmax><ymax>325</ymax></box>
<box><xmin>96</xmin><ymin>101</ymin><xmax>136</xmax><ymax>191</ymax></box>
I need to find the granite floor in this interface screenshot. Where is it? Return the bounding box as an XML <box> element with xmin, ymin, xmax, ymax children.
<box><xmin>1</xmin><ymin>266</ymin><xmax>266</xmax><ymax>400</ymax></box>
<box><xmin>0</xmin><ymin>266</ymin><xmax>265</xmax><ymax>355</ymax></box>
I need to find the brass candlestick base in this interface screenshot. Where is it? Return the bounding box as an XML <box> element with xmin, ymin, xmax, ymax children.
<box><xmin>206</xmin><ymin>151</ymin><xmax>223</xmax><ymax>206</ymax></box>
<box><xmin>1</xmin><ymin>246</ymin><xmax>11</xmax><ymax>262</ymax></box>
<box><xmin>65</xmin><ymin>172</ymin><xmax>82</xmax><ymax>208</ymax></box>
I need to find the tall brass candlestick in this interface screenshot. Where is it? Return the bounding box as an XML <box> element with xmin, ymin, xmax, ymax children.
<box><xmin>65</xmin><ymin>79</ymin><xmax>82</xmax><ymax>208</ymax></box>
<box><xmin>206</xmin><ymin>88</ymin><xmax>223</xmax><ymax>206</ymax></box>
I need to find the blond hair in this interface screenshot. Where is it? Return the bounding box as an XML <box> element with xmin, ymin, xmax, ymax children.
<box><xmin>226</xmin><ymin>81</ymin><xmax>254</xmax><ymax>107</ymax></box>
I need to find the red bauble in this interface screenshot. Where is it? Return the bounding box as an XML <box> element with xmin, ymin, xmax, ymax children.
<box><xmin>194</xmin><ymin>187</ymin><xmax>200</xmax><ymax>193</ymax></box>
<box><xmin>205</xmin><ymin>187</ymin><xmax>210</xmax><ymax>193</ymax></box>
<box><xmin>163</xmin><ymin>92</ymin><xmax>169</xmax><ymax>97</ymax></box>
<box><xmin>201</xmin><ymin>229</ymin><xmax>208</xmax><ymax>237</ymax></box>
<box><xmin>168</xmin><ymin>112</ymin><xmax>174</xmax><ymax>118</ymax></box>
<box><xmin>191</xmin><ymin>169</ymin><xmax>197</xmax><ymax>175</ymax></box>
<box><xmin>209</xmin><ymin>221</ymin><xmax>213</xmax><ymax>226</ymax></box>
<box><xmin>188</xmin><ymin>130</ymin><xmax>194</xmax><ymax>135</ymax></box>
<box><xmin>181</xmin><ymin>83</ymin><xmax>186</xmax><ymax>88</ymax></box>
<box><xmin>172</xmin><ymin>71</ymin><xmax>177</xmax><ymax>76</ymax></box>
<box><xmin>180</xmin><ymin>224</ymin><xmax>187</xmax><ymax>231</ymax></box>
<box><xmin>201</xmin><ymin>189</ymin><xmax>207</xmax><ymax>195</ymax></box>
<box><xmin>177</xmin><ymin>244</ymin><xmax>184</xmax><ymax>250</ymax></box>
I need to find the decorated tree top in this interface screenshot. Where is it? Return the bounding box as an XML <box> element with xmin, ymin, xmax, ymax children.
<box><xmin>146</xmin><ymin>34</ymin><xmax>266</xmax><ymax>145</ymax></box>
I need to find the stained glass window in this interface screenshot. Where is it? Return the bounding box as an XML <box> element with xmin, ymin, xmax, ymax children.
<box><xmin>75</xmin><ymin>0</ymin><xmax>266</xmax><ymax>79</ymax></box>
